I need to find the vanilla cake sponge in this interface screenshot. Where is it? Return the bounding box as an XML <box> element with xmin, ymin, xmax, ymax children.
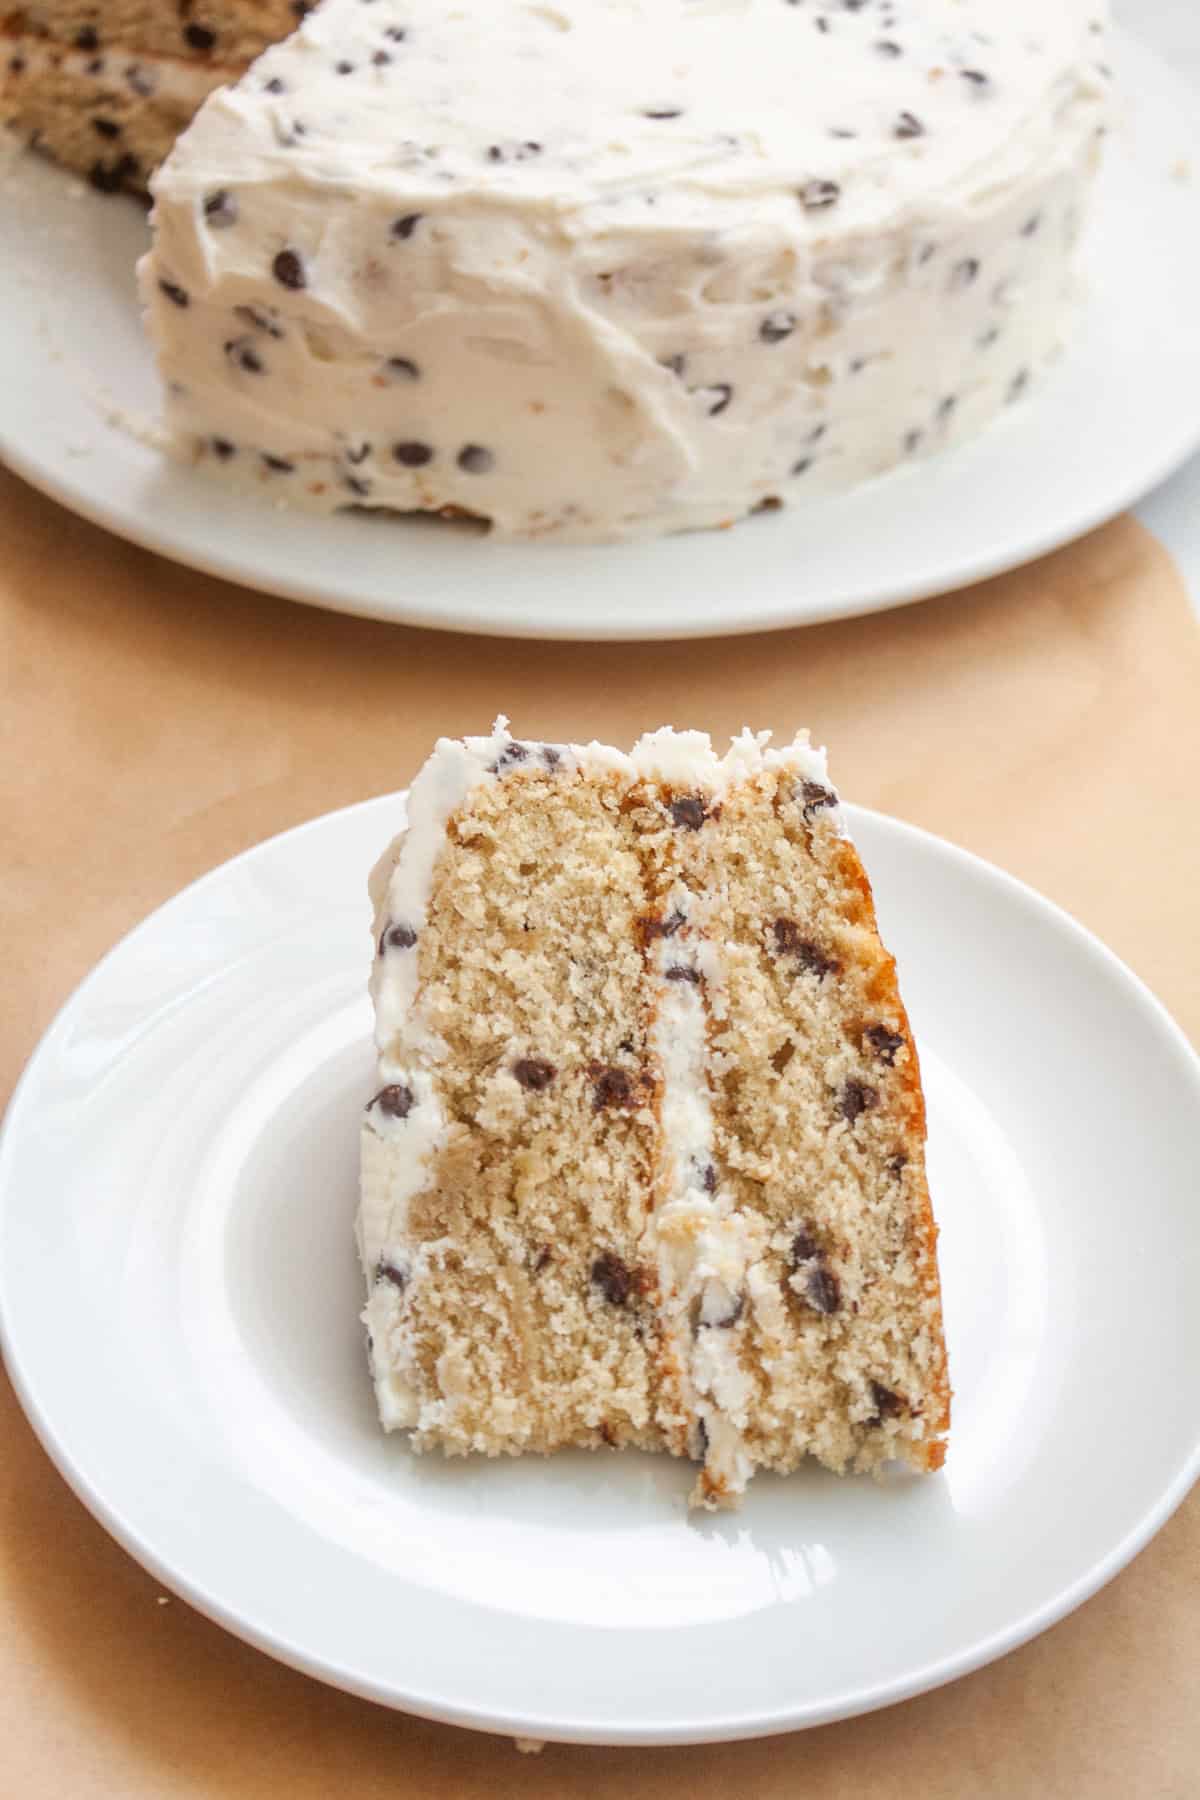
<box><xmin>360</xmin><ymin>724</ymin><xmax>949</xmax><ymax>1508</ymax></box>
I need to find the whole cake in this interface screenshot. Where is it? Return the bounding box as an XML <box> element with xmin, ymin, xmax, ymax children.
<box><xmin>132</xmin><ymin>0</ymin><xmax>1111</xmax><ymax>539</ymax></box>
<box><xmin>360</xmin><ymin>723</ymin><xmax>950</xmax><ymax>1508</ymax></box>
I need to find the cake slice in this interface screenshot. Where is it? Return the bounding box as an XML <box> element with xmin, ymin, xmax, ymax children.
<box><xmin>360</xmin><ymin>723</ymin><xmax>949</xmax><ymax>1508</ymax></box>
<box><xmin>1</xmin><ymin>0</ymin><xmax>301</xmax><ymax>193</ymax></box>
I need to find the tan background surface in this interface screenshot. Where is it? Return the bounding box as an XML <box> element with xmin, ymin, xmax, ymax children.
<box><xmin>2</xmin><ymin>462</ymin><xmax>1198</xmax><ymax>1797</ymax></box>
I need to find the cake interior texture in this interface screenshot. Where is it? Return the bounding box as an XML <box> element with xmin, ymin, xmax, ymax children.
<box><xmin>360</xmin><ymin>726</ymin><xmax>950</xmax><ymax>1508</ymax></box>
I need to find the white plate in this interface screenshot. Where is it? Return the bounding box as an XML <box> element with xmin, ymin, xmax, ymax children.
<box><xmin>2</xmin><ymin>34</ymin><xmax>1199</xmax><ymax>642</ymax></box>
<box><xmin>2</xmin><ymin>795</ymin><xmax>1199</xmax><ymax>1746</ymax></box>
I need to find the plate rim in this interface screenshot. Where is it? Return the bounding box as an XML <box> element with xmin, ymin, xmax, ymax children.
<box><xmin>2</xmin><ymin>29</ymin><xmax>1199</xmax><ymax>643</ymax></box>
<box><xmin>3</xmin><ymin>793</ymin><xmax>1200</xmax><ymax>1744</ymax></box>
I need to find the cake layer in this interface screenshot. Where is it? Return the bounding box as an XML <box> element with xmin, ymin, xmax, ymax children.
<box><xmin>140</xmin><ymin>0</ymin><xmax>1110</xmax><ymax>539</ymax></box>
<box><xmin>360</xmin><ymin>725</ymin><xmax>950</xmax><ymax>1507</ymax></box>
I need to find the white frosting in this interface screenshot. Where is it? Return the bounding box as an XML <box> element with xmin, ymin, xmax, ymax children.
<box><xmin>4</xmin><ymin>38</ymin><xmax>230</xmax><ymax>109</ymax></box>
<box><xmin>141</xmin><ymin>0</ymin><xmax>1109</xmax><ymax>540</ymax></box>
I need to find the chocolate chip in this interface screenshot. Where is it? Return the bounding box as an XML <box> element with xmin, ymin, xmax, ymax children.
<box><xmin>838</xmin><ymin>1079</ymin><xmax>878</xmax><ymax>1124</ymax></box>
<box><xmin>895</xmin><ymin>110</ymin><xmax>925</xmax><ymax>138</ymax></box>
<box><xmin>391</xmin><ymin>212</ymin><xmax>423</xmax><ymax>240</ymax></box>
<box><xmin>370</xmin><ymin>1083</ymin><xmax>415</xmax><ymax>1120</ymax></box>
<box><xmin>660</xmin><ymin>352</ymin><xmax>687</xmax><ymax>378</ymax></box>
<box><xmin>457</xmin><ymin>444</ymin><xmax>494</xmax><ymax>474</ymax></box>
<box><xmin>700</xmin><ymin>1163</ymin><xmax>718</xmax><ymax>1194</ymax></box>
<box><xmin>393</xmin><ymin>441</ymin><xmax>433</xmax><ymax>467</ymax></box>
<box><xmin>869</xmin><ymin>1380</ymin><xmax>905</xmax><ymax>1420</ymax></box>
<box><xmin>669</xmin><ymin>795</ymin><xmax>707</xmax><ymax>831</ymax></box>
<box><xmin>493</xmin><ymin>740</ymin><xmax>529</xmax><ymax>771</ymax></box>
<box><xmin>203</xmin><ymin>188</ymin><xmax>237</xmax><ymax>228</ymax></box>
<box><xmin>9</xmin><ymin>53</ymin><xmax>26</xmax><ymax>73</ymax></box>
<box><xmin>937</xmin><ymin>395</ymin><xmax>958</xmax><ymax>422</ymax></box>
<box><xmin>532</xmin><ymin>1245</ymin><xmax>553</xmax><ymax>1273</ymax></box>
<box><xmin>753</xmin><ymin>496</ymin><xmax>783</xmax><ymax>514</ymax></box>
<box><xmin>643</xmin><ymin>107</ymin><xmax>682</xmax><ymax>119</ymax></box>
<box><xmin>665</xmin><ymin>965</ymin><xmax>701</xmax><ymax>984</ymax></box>
<box><xmin>261</xmin><ymin>454</ymin><xmax>295</xmax><ymax>473</ymax></box>
<box><xmin>800</xmin><ymin>779</ymin><xmax>838</xmax><ymax>821</ymax></box>
<box><xmin>800</xmin><ymin>178</ymin><xmax>841</xmax><ymax>210</ymax></box>
<box><xmin>590</xmin><ymin>1066</ymin><xmax>637</xmax><ymax>1112</ymax></box>
<box><xmin>184</xmin><ymin>22</ymin><xmax>217</xmax><ymax>50</ymax></box>
<box><xmin>591</xmin><ymin>1252</ymin><xmax>634</xmax><ymax>1306</ymax></box>
<box><xmin>865</xmin><ymin>1024</ymin><xmax>904</xmax><ymax>1065</ymax></box>
<box><xmin>702</xmin><ymin>383</ymin><xmax>733</xmax><ymax>417</ymax></box>
<box><xmin>344</xmin><ymin>475</ymin><xmax>371</xmax><ymax>498</ymax></box>
<box><xmin>640</xmin><ymin>909</ymin><xmax>685</xmax><ymax>943</ymax></box>
<box><xmin>384</xmin><ymin>356</ymin><xmax>420</xmax><ymax>380</ymax></box>
<box><xmin>88</xmin><ymin>153</ymin><xmax>139</xmax><ymax>194</ymax></box>
<box><xmin>346</xmin><ymin>441</ymin><xmax>371</xmax><ymax>465</ymax></box>
<box><xmin>264</xmin><ymin>76</ymin><xmax>286</xmax><ymax>93</ymax></box>
<box><xmin>211</xmin><ymin>437</ymin><xmax>236</xmax><ymax>460</ymax></box>
<box><xmin>960</xmin><ymin>68</ymin><xmax>990</xmax><ymax>89</ymax></box>
<box><xmin>1008</xmin><ymin>368</ymin><xmax>1030</xmax><ymax>403</ymax></box>
<box><xmin>91</xmin><ymin>117</ymin><xmax>121</xmax><ymax>140</ymax></box>
<box><xmin>791</xmin><ymin>457</ymin><xmax>813</xmax><ymax>477</ymax></box>
<box><xmin>875</xmin><ymin>39</ymin><xmax>902</xmax><ymax>56</ymax></box>
<box><xmin>335</xmin><ymin>58</ymin><xmax>354</xmax><ymax>73</ymax></box>
<box><xmin>383</xmin><ymin>24</ymin><xmax>406</xmax><ymax>39</ymax></box>
<box><xmin>790</xmin><ymin>1229</ymin><xmax>819</xmax><ymax>1266</ymax></box>
<box><xmin>805</xmin><ymin>1264</ymin><xmax>841</xmax><ymax>1315</ymax></box>
<box><xmin>234</xmin><ymin>304</ymin><xmax>283</xmax><ymax>338</ymax></box>
<box><xmin>379</xmin><ymin>922</ymin><xmax>417</xmax><ymax>953</ymax></box>
<box><xmin>951</xmin><ymin>258</ymin><xmax>980</xmax><ymax>290</ymax></box>
<box><xmin>514</xmin><ymin>1058</ymin><xmax>556</xmax><ymax>1092</ymax></box>
<box><xmin>376</xmin><ymin>1259</ymin><xmax>408</xmax><ymax>1291</ymax></box>
<box><xmin>224</xmin><ymin>338</ymin><xmax>265</xmax><ymax>374</ymax></box>
<box><xmin>542</xmin><ymin>746</ymin><xmax>562</xmax><ymax>769</ymax></box>
<box><xmin>599</xmin><ymin>1421</ymin><xmax>617</xmax><ymax>1447</ymax></box>
<box><xmin>157</xmin><ymin>279</ymin><xmax>188</xmax><ymax>308</ymax></box>
<box><xmin>887</xmin><ymin>1152</ymin><xmax>908</xmax><ymax>1180</ymax></box>
<box><xmin>75</xmin><ymin>25</ymin><xmax>99</xmax><ymax>49</ymax></box>
<box><xmin>771</xmin><ymin>921</ymin><xmax>839</xmax><ymax>978</ymax></box>
<box><xmin>760</xmin><ymin>311</ymin><xmax>797</xmax><ymax>345</ymax></box>
<box><xmin>371</xmin><ymin>49</ymin><xmax>391</xmax><ymax>65</ymax></box>
<box><xmin>272</xmin><ymin>248</ymin><xmax>306</xmax><ymax>290</ymax></box>
<box><xmin>904</xmin><ymin>428</ymin><xmax>924</xmax><ymax>455</ymax></box>
<box><xmin>691</xmin><ymin>1417</ymin><xmax>709</xmax><ymax>1462</ymax></box>
<box><xmin>1021</xmin><ymin>212</ymin><xmax>1042</xmax><ymax>237</ymax></box>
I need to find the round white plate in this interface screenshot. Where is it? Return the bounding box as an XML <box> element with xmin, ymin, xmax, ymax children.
<box><xmin>1</xmin><ymin>33</ymin><xmax>1199</xmax><ymax>642</ymax></box>
<box><xmin>2</xmin><ymin>796</ymin><xmax>1199</xmax><ymax>1746</ymax></box>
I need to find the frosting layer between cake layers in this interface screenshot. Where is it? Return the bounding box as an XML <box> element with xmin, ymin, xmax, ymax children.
<box><xmin>140</xmin><ymin>0</ymin><xmax>1111</xmax><ymax>541</ymax></box>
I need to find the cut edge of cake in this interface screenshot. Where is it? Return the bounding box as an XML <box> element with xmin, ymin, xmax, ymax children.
<box><xmin>359</xmin><ymin>720</ymin><xmax>950</xmax><ymax>1509</ymax></box>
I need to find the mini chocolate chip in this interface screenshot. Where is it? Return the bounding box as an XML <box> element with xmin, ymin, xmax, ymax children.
<box><xmin>1008</xmin><ymin>368</ymin><xmax>1030</xmax><ymax>403</ymax></box>
<box><xmin>157</xmin><ymin>279</ymin><xmax>189</xmax><ymax>307</ymax></box>
<box><xmin>264</xmin><ymin>76</ymin><xmax>286</xmax><ymax>93</ymax></box>
<box><xmin>887</xmin><ymin>1152</ymin><xmax>909</xmax><ymax>1180</ymax></box>
<box><xmin>752</xmin><ymin>496</ymin><xmax>783</xmax><ymax>514</ymax></box>
<box><xmin>800</xmin><ymin>779</ymin><xmax>838</xmax><ymax>820</ymax></box>
<box><xmin>224</xmin><ymin>338</ymin><xmax>264</xmax><ymax>374</ymax></box>
<box><xmin>542</xmin><ymin>746</ymin><xmax>562</xmax><ymax>769</ymax></box>
<box><xmin>532</xmin><ymin>1246</ymin><xmax>553</xmax><ymax>1273</ymax></box>
<box><xmin>211</xmin><ymin>437</ymin><xmax>236</xmax><ymax>460</ymax></box>
<box><xmin>904</xmin><ymin>428</ymin><xmax>924</xmax><ymax>455</ymax></box>
<box><xmin>960</xmin><ymin>68</ymin><xmax>990</xmax><ymax>88</ymax></box>
<box><xmin>372</xmin><ymin>49</ymin><xmax>391</xmax><ymax>65</ymax></box>
<box><xmin>591</xmin><ymin>1252</ymin><xmax>634</xmax><ymax>1306</ymax></box>
<box><xmin>806</xmin><ymin>1264</ymin><xmax>841</xmax><ymax>1315</ymax></box>
<box><xmin>790</xmin><ymin>1229</ymin><xmax>819</xmax><ymax>1266</ymax></box>
<box><xmin>701</xmin><ymin>1163</ymin><xmax>718</xmax><ymax>1194</ymax></box>
<box><xmin>640</xmin><ymin>909</ymin><xmax>685</xmax><ymax>943</ymax></box>
<box><xmin>391</xmin><ymin>212</ymin><xmax>423</xmax><ymax>239</ymax></box>
<box><xmin>660</xmin><ymin>352</ymin><xmax>687</xmax><ymax>377</ymax></box>
<box><xmin>669</xmin><ymin>795</ymin><xmax>707</xmax><ymax>831</ymax></box>
<box><xmin>875</xmin><ymin>39</ymin><xmax>902</xmax><ymax>56</ymax></box>
<box><xmin>808</xmin><ymin>423</ymin><xmax>828</xmax><ymax>443</ymax></box>
<box><xmin>262</xmin><ymin>454</ymin><xmax>295</xmax><ymax>473</ymax></box>
<box><xmin>937</xmin><ymin>395</ymin><xmax>958</xmax><ymax>422</ymax></box>
<box><xmin>91</xmin><ymin>116</ymin><xmax>120</xmax><ymax>139</ymax></box>
<box><xmin>75</xmin><ymin>25</ymin><xmax>100</xmax><ymax>49</ymax></box>
<box><xmin>643</xmin><ymin>107</ymin><xmax>682</xmax><ymax>119</ymax></box>
<box><xmin>870</xmin><ymin>1380</ymin><xmax>905</xmax><ymax>1419</ymax></box>
<box><xmin>800</xmin><ymin>178</ymin><xmax>841</xmax><ymax>210</ymax></box>
<box><xmin>493</xmin><ymin>740</ymin><xmax>529</xmax><ymax>770</ymax></box>
<box><xmin>760</xmin><ymin>310</ymin><xmax>796</xmax><ymax>344</ymax></box>
<box><xmin>88</xmin><ymin>153</ymin><xmax>139</xmax><ymax>193</ymax></box>
<box><xmin>346</xmin><ymin>441</ymin><xmax>371</xmax><ymax>465</ymax></box>
<box><xmin>865</xmin><ymin>1024</ymin><xmax>904</xmax><ymax>1065</ymax></box>
<box><xmin>665</xmin><ymin>965</ymin><xmax>701</xmax><ymax>984</ymax></box>
<box><xmin>370</xmin><ymin>1083</ymin><xmax>415</xmax><ymax>1120</ymax></box>
<box><xmin>385</xmin><ymin>356</ymin><xmax>420</xmax><ymax>379</ymax></box>
<box><xmin>791</xmin><ymin>457</ymin><xmax>813</xmax><ymax>477</ymax></box>
<box><xmin>591</xmin><ymin>1066</ymin><xmax>637</xmax><ymax>1112</ymax></box>
<box><xmin>383</xmin><ymin>24</ymin><xmax>406</xmax><ymax>38</ymax></box>
<box><xmin>393</xmin><ymin>441</ymin><xmax>433</xmax><ymax>466</ymax></box>
<box><xmin>839</xmin><ymin>1079</ymin><xmax>878</xmax><ymax>1124</ymax></box>
<box><xmin>1021</xmin><ymin>212</ymin><xmax>1042</xmax><ymax>237</ymax></box>
<box><xmin>376</xmin><ymin>1259</ymin><xmax>407</xmax><ymax>1291</ymax></box>
<box><xmin>335</xmin><ymin>59</ymin><xmax>354</xmax><ymax>73</ymax></box>
<box><xmin>234</xmin><ymin>304</ymin><xmax>284</xmax><ymax>338</ymax></box>
<box><xmin>457</xmin><ymin>444</ymin><xmax>494</xmax><ymax>474</ymax></box>
<box><xmin>344</xmin><ymin>475</ymin><xmax>371</xmax><ymax>498</ymax></box>
<box><xmin>203</xmin><ymin>188</ymin><xmax>237</xmax><ymax>228</ymax></box>
<box><xmin>951</xmin><ymin>258</ymin><xmax>980</xmax><ymax>290</ymax></box>
<box><xmin>272</xmin><ymin>248</ymin><xmax>306</xmax><ymax>290</ymax></box>
<box><xmin>514</xmin><ymin>1058</ymin><xmax>556</xmax><ymax>1092</ymax></box>
<box><xmin>599</xmin><ymin>1421</ymin><xmax>617</xmax><ymax>1447</ymax></box>
<box><xmin>379</xmin><ymin>922</ymin><xmax>417</xmax><ymax>952</ymax></box>
<box><xmin>703</xmin><ymin>383</ymin><xmax>733</xmax><ymax>416</ymax></box>
<box><xmin>692</xmin><ymin>1417</ymin><xmax>709</xmax><ymax>1462</ymax></box>
<box><xmin>184</xmin><ymin>22</ymin><xmax>217</xmax><ymax>50</ymax></box>
<box><xmin>895</xmin><ymin>110</ymin><xmax>925</xmax><ymax>138</ymax></box>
